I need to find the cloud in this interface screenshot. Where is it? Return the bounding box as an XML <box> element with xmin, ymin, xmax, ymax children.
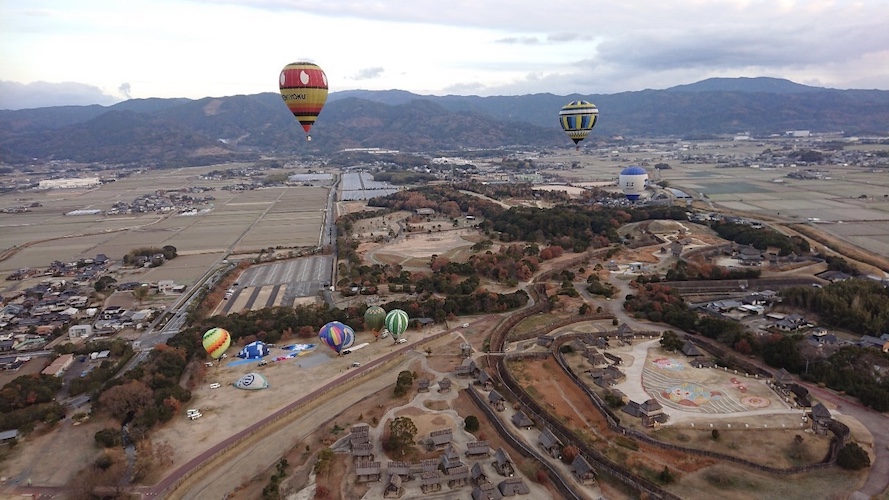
<box><xmin>0</xmin><ymin>81</ymin><xmax>120</xmax><ymax>110</ymax></box>
<box><xmin>496</xmin><ymin>36</ymin><xmax>540</xmax><ymax>45</ymax></box>
<box><xmin>350</xmin><ymin>67</ymin><xmax>385</xmax><ymax>80</ymax></box>
<box><xmin>547</xmin><ymin>33</ymin><xmax>593</xmax><ymax>43</ymax></box>
<box><xmin>119</xmin><ymin>82</ymin><xmax>132</xmax><ymax>99</ymax></box>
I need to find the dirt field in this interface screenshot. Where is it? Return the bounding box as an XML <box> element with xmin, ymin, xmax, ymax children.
<box><xmin>0</xmin><ymin>414</ymin><xmax>112</xmax><ymax>487</ymax></box>
<box><xmin>367</xmin><ymin>229</ymin><xmax>478</xmax><ymax>263</ymax></box>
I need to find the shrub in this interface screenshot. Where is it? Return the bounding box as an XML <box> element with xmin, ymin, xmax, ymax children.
<box><xmin>464</xmin><ymin>415</ymin><xmax>480</xmax><ymax>433</ymax></box>
<box><xmin>94</xmin><ymin>428</ymin><xmax>121</xmax><ymax>448</ymax></box>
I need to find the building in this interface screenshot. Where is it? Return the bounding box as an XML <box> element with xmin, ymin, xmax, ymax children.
<box><xmin>488</xmin><ymin>390</ymin><xmax>506</xmax><ymax>411</ymax></box>
<box><xmin>440</xmin><ymin>444</ymin><xmax>464</xmax><ymax>472</ymax></box>
<box><xmin>41</xmin><ymin>353</ymin><xmax>74</xmax><ymax>377</ymax></box>
<box><xmin>438</xmin><ymin>378</ymin><xmax>452</xmax><ymax>393</ymax></box>
<box><xmin>538</xmin><ymin>428</ymin><xmax>563</xmax><ymax>459</ymax></box>
<box><xmin>351</xmin><ymin>442</ymin><xmax>374</xmax><ymax>461</ymax></box>
<box><xmin>420</xmin><ymin>470</ymin><xmax>443</xmax><ymax>493</ymax></box>
<box><xmin>511</xmin><ymin>411</ymin><xmax>534</xmax><ymax>430</ymax></box>
<box><xmin>498</xmin><ymin>477</ymin><xmax>530</xmax><ymax>496</ymax></box>
<box><xmin>492</xmin><ymin>448</ymin><xmax>515</xmax><ymax>477</ymax></box>
<box><xmin>445</xmin><ymin>464</ymin><xmax>470</xmax><ymax>489</ymax></box>
<box><xmin>387</xmin><ymin>461</ymin><xmax>412</xmax><ymax>480</ymax></box>
<box><xmin>466</xmin><ymin>441</ymin><xmax>491</xmax><ymax>459</ymax></box>
<box><xmin>355</xmin><ymin>461</ymin><xmax>381</xmax><ymax>482</ymax></box>
<box><xmin>383</xmin><ymin>474</ymin><xmax>404</xmax><ymax>498</ymax></box>
<box><xmin>0</xmin><ymin>429</ymin><xmax>19</xmax><ymax>444</ymax></box>
<box><xmin>477</xmin><ymin>370</ymin><xmax>494</xmax><ymax>390</ymax></box>
<box><xmin>350</xmin><ymin>424</ymin><xmax>370</xmax><ymax>447</ymax></box>
<box><xmin>472</xmin><ymin>482</ymin><xmax>503</xmax><ymax>500</ymax></box>
<box><xmin>571</xmin><ymin>455</ymin><xmax>597</xmax><ymax>484</ymax></box>
<box><xmin>427</xmin><ymin>428</ymin><xmax>453</xmax><ymax>450</ymax></box>
<box><xmin>810</xmin><ymin>403</ymin><xmax>833</xmax><ymax>435</ymax></box>
<box><xmin>68</xmin><ymin>324</ymin><xmax>93</xmax><ymax>340</ymax></box>
<box><xmin>471</xmin><ymin>462</ymin><xmax>490</xmax><ymax>486</ymax></box>
<box><xmin>38</xmin><ymin>177</ymin><xmax>100</xmax><ymax>189</ymax></box>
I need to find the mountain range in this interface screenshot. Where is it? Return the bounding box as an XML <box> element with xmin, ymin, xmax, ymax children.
<box><xmin>1</xmin><ymin>77</ymin><xmax>887</xmax><ymax>166</ymax></box>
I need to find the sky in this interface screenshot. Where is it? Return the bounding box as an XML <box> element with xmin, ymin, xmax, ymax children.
<box><xmin>1</xmin><ymin>0</ymin><xmax>888</xmax><ymax>109</ymax></box>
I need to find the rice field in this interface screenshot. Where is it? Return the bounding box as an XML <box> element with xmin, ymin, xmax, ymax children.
<box><xmin>0</xmin><ymin>165</ymin><xmax>329</xmax><ymax>291</ymax></box>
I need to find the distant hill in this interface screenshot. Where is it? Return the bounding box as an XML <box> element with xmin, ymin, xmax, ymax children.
<box><xmin>1</xmin><ymin>77</ymin><xmax>887</xmax><ymax>165</ymax></box>
<box><xmin>665</xmin><ymin>77</ymin><xmax>826</xmax><ymax>94</ymax></box>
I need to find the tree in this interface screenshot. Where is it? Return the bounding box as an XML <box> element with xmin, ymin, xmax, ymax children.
<box><xmin>660</xmin><ymin>330</ymin><xmax>684</xmax><ymax>351</ymax></box>
<box><xmin>98</xmin><ymin>380</ymin><xmax>154</xmax><ymax>420</ymax></box>
<box><xmin>837</xmin><ymin>442</ymin><xmax>871</xmax><ymax>470</ymax></box>
<box><xmin>94</xmin><ymin>428</ymin><xmax>122</xmax><ymax>448</ymax></box>
<box><xmin>133</xmin><ymin>284</ymin><xmax>151</xmax><ymax>304</ymax></box>
<box><xmin>561</xmin><ymin>445</ymin><xmax>579</xmax><ymax>464</ymax></box>
<box><xmin>658</xmin><ymin>466</ymin><xmax>675</xmax><ymax>484</ymax></box>
<box><xmin>464</xmin><ymin>415</ymin><xmax>479</xmax><ymax>433</ymax></box>
<box><xmin>387</xmin><ymin>417</ymin><xmax>417</xmax><ymax>456</ymax></box>
<box><xmin>394</xmin><ymin>370</ymin><xmax>414</xmax><ymax>397</ymax></box>
<box><xmin>162</xmin><ymin>245</ymin><xmax>178</xmax><ymax>260</ymax></box>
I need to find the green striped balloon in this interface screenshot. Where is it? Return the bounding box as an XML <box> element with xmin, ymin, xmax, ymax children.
<box><xmin>384</xmin><ymin>309</ymin><xmax>409</xmax><ymax>338</ymax></box>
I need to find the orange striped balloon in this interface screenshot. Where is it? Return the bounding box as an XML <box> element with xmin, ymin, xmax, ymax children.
<box><xmin>202</xmin><ymin>327</ymin><xmax>231</xmax><ymax>359</ymax></box>
<box><xmin>279</xmin><ymin>62</ymin><xmax>328</xmax><ymax>140</ymax></box>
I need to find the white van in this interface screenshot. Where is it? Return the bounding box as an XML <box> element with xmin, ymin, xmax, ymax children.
<box><xmin>351</xmin><ymin>362</ymin><xmax>361</xmax><ymax>368</ymax></box>
<box><xmin>209</xmin><ymin>383</ymin><xmax>221</xmax><ymax>389</ymax></box>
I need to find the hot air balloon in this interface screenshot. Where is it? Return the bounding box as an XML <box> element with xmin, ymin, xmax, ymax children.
<box><xmin>279</xmin><ymin>62</ymin><xmax>328</xmax><ymax>141</ymax></box>
<box><xmin>234</xmin><ymin>372</ymin><xmax>269</xmax><ymax>390</ymax></box>
<box><xmin>384</xmin><ymin>309</ymin><xmax>409</xmax><ymax>340</ymax></box>
<box><xmin>619</xmin><ymin>166</ymin><xmax>648</xmax><ymax>201</ymax></box>
<box><xmin>238</xmin><ymin>340</ymin><xmax>270</xmax><ymax>359</ymax></box>
<box><xmin>318</xmin><ymin>321</ymin><xmax>355</xmax><ymax>355</ymax></box>
<box><xmin>364</xmin><ymin>306</ymin><xmax>387</xmax><ymax>340</ymax></box>
<box><xmin>202</xmin><ymin>327</ymin><xmax>231</xmax><ymax>359</ymax></box>
<box><xmin>559</xmin><ymin>100</ymin><xmax>599</xmax><ymax>149</ymax></box>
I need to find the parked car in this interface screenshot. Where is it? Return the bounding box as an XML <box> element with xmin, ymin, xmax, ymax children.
<box><xmin>462</xmin><ymin>323</ymin><xmax>469</xmax><ymax>328</ymax></box>
<box><xmin>209</xmin><ymin>383</ymin><xmax>221</xmax><ymax>389</ymax></box>
<box><xmin>396</xmin><ymin>338</ymin><xmax>407</xmax><ymax>344</ymax></box>
<box><xmin>351</xmin><ymin>362</ymin><xmax>361</xmax><ymax>368</ymax></box>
